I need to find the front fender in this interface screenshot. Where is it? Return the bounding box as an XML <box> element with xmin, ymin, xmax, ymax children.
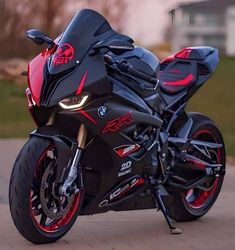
<box><xmin>30</xmin><ymin>125</ymin><xmax>78</xmax><ymax>183</ymax></box>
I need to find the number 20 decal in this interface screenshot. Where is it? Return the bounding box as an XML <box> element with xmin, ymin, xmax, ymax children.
<box><xmin>120</xmin><ymin>161</ymin><xmax>132</xmax><ymax>171</ymax></box>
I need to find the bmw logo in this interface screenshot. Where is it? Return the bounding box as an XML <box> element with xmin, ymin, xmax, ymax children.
<box><xmin>98</xmin><ymin>106</ymin><xmax>107</xmax><ymax>118</ymax></box>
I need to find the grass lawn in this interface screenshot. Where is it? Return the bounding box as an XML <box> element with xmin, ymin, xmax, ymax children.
<box><xmin>187</xmin><ymin>57</ymin><xmax>235</xmax><ymax>157</ymax></box>
<box><xmin>0</xmin><ymin>80</ymin><xmax>34</xmax><ymax>137</ymax></box>
<box><xmin>0</xmin><ymin>57</ymin><xmax>234</xmax><ymax>156</ymax></box>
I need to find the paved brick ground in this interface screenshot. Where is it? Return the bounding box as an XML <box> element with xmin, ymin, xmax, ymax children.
<box><xmin>0</xmin><ymin>139</ymin><xmax>235</xmax><ymax>250</ymax></box>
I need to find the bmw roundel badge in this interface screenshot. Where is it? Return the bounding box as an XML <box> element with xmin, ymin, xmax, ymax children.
<box><xmin>98</xmin><ymin>106</ymin><xmax>107</xmax><ymax>118</ymax></box>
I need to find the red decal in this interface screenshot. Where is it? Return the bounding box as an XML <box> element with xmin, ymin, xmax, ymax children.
<box><xmin>160</xmin><ymin>48</ymin><xmax>192</xmax><ymax>65</ymax></box>
<box><xmin>110</xmin><ymin>178</ymin><xmax>145</xmax><ymax>201</ymax></box>
<box><xmin>53</xmin><ymin>43</ymin><xmax>75</xmax><ymax>65</ymax></box>
<box><xmin>136</xmin><ymin>178</ymin><xmax>145</xmax><ymax>186</ymax></box>
<box><xmin>76</xmin><ymin>71</ymin><xmax>88</xmax><ymax>95</ymax></box>
<box><xmin>163</xmin><ymin>73</ymin><xmax>194</xmax><ymax>86</ymax></box>
<box><xmin>114</xmin><ymin>144</ymin><xmax>140</xmax><ymax>157</ymax></box>
<box><xmin>78</xmin><ymin>109</ymin><xmax>98</xmax><ymax>125</ymax></box>
<box><xmin>175</xmin><ymin>48</ymin><xmax>192</xmax><ymax>59</ymax></box>
<box><xmin>102</xmin><ymin>112</ymin><xmax>132</xmax><ymax>134</ymax></box>
<box><xmin>28</xmin><ymin>51</ymin><xmax>52</xmax><ymax>106</ymax></box>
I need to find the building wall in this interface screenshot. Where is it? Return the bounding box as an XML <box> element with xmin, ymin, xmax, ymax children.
<box><xmin>171</xmin><ymin>6</ymin><xmax>227</xmax><ymax>53</ymax></box>
<box><xmin>226</xmin><ymin>6</ymin><xmax>235</xmax><ymax>56</ymax></box>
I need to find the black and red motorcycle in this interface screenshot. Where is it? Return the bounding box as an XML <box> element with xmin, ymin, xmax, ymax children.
<box><xmin>9</xmin><ymin>9</ymin><xmax>226</xmax><ymax>244</ymax></box>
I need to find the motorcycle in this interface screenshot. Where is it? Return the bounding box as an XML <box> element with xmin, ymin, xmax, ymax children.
<box><xmin>9</xmin><ymin>9</ymin><xmax>226</xmax><ymax>244</ymax></box>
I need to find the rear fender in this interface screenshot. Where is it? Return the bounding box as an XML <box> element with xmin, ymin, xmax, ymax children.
<box><xmin>170</xmin><ymin>112</ymin><xmax>213</xmax><ymax>139</ymax></box>
<box><xmin>169</xmin><ymin>112</ymin><xmax>222</xmax><ymax>155</ymax></box>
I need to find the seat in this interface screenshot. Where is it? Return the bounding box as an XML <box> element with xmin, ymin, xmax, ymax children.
<box><xmin>158</xmin><ymin>47</ymin><xmax>217</xmax><ymax>95</ymax></box>
<box><xmin>159</xmin><ymin>60</ymin><xmax>196</xmax><ymax>94</ymax></box>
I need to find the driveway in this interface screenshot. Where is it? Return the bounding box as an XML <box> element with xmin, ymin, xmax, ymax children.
<box><xmin>0</xmin><ymin>139</ymin><xmax>234</xmax><ymax>250</ymax></box>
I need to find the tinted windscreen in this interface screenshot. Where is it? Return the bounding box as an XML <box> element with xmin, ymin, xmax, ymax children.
<box><xmin>48</xmin><ymin>9</ymin><xmax>115</xmax><ymax>75</ymax></box>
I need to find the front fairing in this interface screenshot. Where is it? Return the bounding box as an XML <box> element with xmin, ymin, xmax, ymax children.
<box><xmin>46</xmin><ymin>52</ymin><xmax>112</xmax><ymax>107</ymax></box>
<box><xmin>29</xmin><ymin>9</ymin><xmax>133</xmax><ymax>107</ymax></box>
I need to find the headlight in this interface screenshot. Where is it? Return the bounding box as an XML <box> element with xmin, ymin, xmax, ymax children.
<box><xmin>59</xmin><ymin>93</ymin><xmax>89</xmax><ymax>110</ymax></box>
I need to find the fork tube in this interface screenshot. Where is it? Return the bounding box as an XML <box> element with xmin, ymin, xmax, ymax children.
<box><xmin>77</xmin><ymin>124</ymin><xmax>87</xmax><ymax>149</ymax></box>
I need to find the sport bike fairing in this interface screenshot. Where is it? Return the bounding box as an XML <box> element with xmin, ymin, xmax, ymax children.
<box><xmin>28</xmin><ymin>9</ymin><xmax>133</xmax><ymax>107</ymax></box>
<box><xmin>28</xmin><ymin>10</ymin><xmax>220</xmax><ymax>208</ymax></box>
<box><xmin>9</xmin><ymin>8</ymin><xmax>226</xmax><ymax>243</ymax></box>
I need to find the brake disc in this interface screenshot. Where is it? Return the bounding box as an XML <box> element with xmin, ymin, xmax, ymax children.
<box><xmin>40</xmin><ymin>162</ymin><xmax>74</xmax><ymax>220</ymax></box>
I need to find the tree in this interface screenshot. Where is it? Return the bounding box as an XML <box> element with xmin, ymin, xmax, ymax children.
<box><xmin>0</xmin><ymin>0</ymin><xmax>128</xmax><ymax>58</ymax></box>
<box><xmin>0</xmin><ymin>0</ymin><xmax>67</xmax><ymax>58</ymax></box>
<box><xmin>76</xmin><ymin>0</ymin><xmax>128</xmax><ymax>32</ymax></box>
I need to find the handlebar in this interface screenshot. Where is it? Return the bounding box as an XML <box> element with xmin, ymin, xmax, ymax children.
<box><xmin>104</xmin><ymin>54</ymin><xmax>159</xmax><ymax>88</ymax></box>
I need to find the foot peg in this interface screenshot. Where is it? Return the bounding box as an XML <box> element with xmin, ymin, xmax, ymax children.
<box><xmin>152</xmin><ymin>185</ymin><xmax>182</xmax><ymax>235</ymax></box>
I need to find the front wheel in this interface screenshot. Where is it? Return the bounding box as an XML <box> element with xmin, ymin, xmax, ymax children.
<box><xmin>9</xmin><ymin>137</ymin><xmax>82</xmax><ymax>244</ymax></box>
<box><xmin>167</xmin><ymin>113</ymin><xmax>226</xmax><ymax>222</ymax></box>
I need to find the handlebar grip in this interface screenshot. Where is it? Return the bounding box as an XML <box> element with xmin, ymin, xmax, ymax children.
<box><xmin>104</xmin><ymin>54</ymin><xmax>114</xmax><ymax>65</ymax></box>
<box><xmin>118</xmin><ymin>61</ymin><xmax>158</xmax><ymax>84</ymax></box>
<box><xmin>104</xmin><ymin>56</ymin><xmax>158</xmax><ymax>86</ymax></box>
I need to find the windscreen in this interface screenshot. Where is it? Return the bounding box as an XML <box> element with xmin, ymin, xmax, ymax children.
<box><xmin>48</xmin><ymin>9</ymin><xmax>116</xmax><ymax>75</ymax></box>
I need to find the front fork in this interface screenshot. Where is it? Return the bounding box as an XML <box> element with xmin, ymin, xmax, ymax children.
<box><xmin>59</xmin><ymin>124</ymin><xmax>87</xmax><ymax>196</ymax></box>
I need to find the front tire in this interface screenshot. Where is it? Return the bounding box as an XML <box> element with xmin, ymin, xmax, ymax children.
<box><xmin>167</xmin><ymin>113</ymin><xmax>226</xmax><ymax>222</ymax></box>
<box><xmin>9</xmin><ymin>137</ymin><xmax>82</xmax><ymax>244</ymax></box>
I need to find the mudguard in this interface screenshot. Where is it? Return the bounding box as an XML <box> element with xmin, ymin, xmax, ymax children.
<box><xmin>30</xmin><ymin>125</ymin><xmax>78</xmax><ymax>183</ymax></box>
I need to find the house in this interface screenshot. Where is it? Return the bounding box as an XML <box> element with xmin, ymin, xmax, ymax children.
<box><xmin>169</xmin><ymin>0</ymin><xmax>235</xmax><ymax>56</ymax></box>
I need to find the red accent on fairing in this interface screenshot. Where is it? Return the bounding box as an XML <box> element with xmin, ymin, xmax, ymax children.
<box><xmin>175</xmin><ymin>48</ymin><xmax>192</xmax><ymax>59</ymax></box>
<box><xmin>137</xmin><ymin>178</ymin><xmax>146</xmax><ymax>185</ymax></box>
<box><xmin>120</xmin><ymin>178</ymin><xmax>145</xmax><ymax>196</ymax></box>
<box><xmin>112</xmin><ymin>178</ymin><xmax>145</xmax><ymax>201</ymax></box>
<box><xmin>160</xmin><ymin>48</ymin><xmax>192</xmax><ymax>65</ymax></box>
<box><xmin>52</xmin><ymin>43</ymin><xmax>75</xmax><ymax>65</ymax></box>
<box><xmin>28</xmin><ymin>54</ymin><xmax>49</xmax><ymax>106</ymax></box>
<box><xmin>102</xmin><ymin>112</ymin><xmax>133</xmax><ymax>134</ymax></box>
<box><xmin>78</xmin><ymin>109</ymin><xmax>98</xmax><ymax>125</ymax></box>
<box><xmin>184</xmin><ymin>129</ymin><xmax>222</xmax><ymax>209</ymax></box>
<box><xmin>28</xmin><ymin>46</ymin><xmax>57</xmax><ymax>106</ymax></box>
<box><xmin>114</xmin><ymin>144</ymin><xmax>140</xmax><ymax>157</ymax></box>
<box><xmin>76</xmin><ymin>71</ymin><xmax>88</xmax><ymax>95</ymax></box>
<box><xmin>163</xmin><ymin>73</ymin><xmax>194</xmax><ymax>86</ymax></box>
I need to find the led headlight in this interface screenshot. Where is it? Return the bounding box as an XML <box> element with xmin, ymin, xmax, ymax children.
<box><xmin>59</xmin><ymin>93</ymin><xmax>89</xmax><ymax>110</ymax></box>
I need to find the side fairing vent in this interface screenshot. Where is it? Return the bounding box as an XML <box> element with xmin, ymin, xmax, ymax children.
<box><xmin>198</xmin><ymin>63</ymin><xmax>210</xmax><ymax>76</ymax></box>
<box><xmin>160</xmin><ymin>61</ymin><xmax>170</xmax><ymax>71</ymax></box>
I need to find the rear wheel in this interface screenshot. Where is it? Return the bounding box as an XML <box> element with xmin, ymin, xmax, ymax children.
<box><xmin>9</xmin><ymin>137</ymin><xmax>82</xmax><ymax>244</ymax></box>
<box><xmin>168</xmin><ymin>113</ymin><xmax>225</xmax><ymax>221</ymax></box>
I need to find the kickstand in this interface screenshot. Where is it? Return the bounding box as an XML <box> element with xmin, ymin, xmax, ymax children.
<box><xmin>152</xmin><ymin>187</ymin><xmax>182</xmax><ymax>235</ymax></box>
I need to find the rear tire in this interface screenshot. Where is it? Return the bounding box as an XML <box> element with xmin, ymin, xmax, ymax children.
<box><xmin>167</xmin><ymin>113</ymin><xmax>225</xmax><ymax>222</ymax></box>
<box><xmin>9</xmin><ymin>137</ymin><xmax>82</xmax><ymax>244</ymax></box>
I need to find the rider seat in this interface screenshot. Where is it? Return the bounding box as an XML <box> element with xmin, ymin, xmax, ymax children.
<box><xmin>159</xmin><ymin>47</ymin><xmax>218</xmax><ymax>95</ymax></box>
